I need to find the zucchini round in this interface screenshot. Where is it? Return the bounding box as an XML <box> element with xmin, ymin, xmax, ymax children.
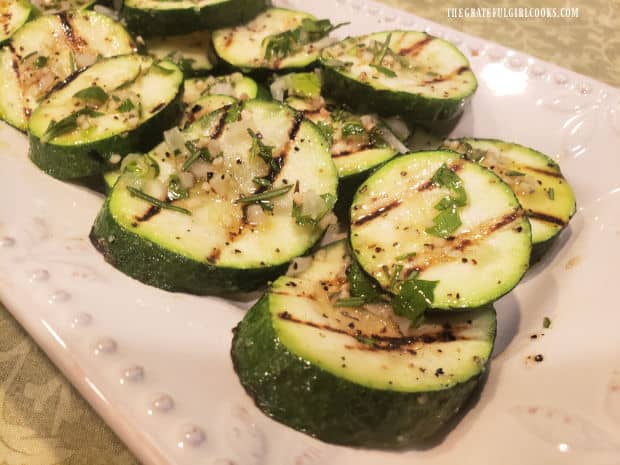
<box><xmin>320</xmin><ymin>31</ymin><xmax>477</xmax><ymax>121</ymax></box>
<box><xmin>232</xmin><ymin>240</ymin><xmax>496</xmax><ymax>447</ymax></box>
<box><xmin>0</xmin><ymin>0</ymin><xmax>31</xmax><ymax>45</ymax></box>
<box><xmin>270</xmin><ymin>72</ymin><xmax>405</xmax><ymax>218</ymax></box>
<box><xmin>90</xmin><ymin>99</ymin><xmax>338</xmax><ymax>294</ymax></box>
<box><xmin>145</xmin><ymin>30</ymin><xmax>217</xmax><ymax>77</ymax></box>
<box><xmin>213</xmin><ymin>8</ymin><xmax>344</xmax><ymax>72</ymax></box>
<box><xmin>121</xmin><ymin>0</ymin><xmax>268</xmax><ymax>37</ymax></box>
<box><xmin>0</xmin><ymin>11</ymin><xmax>137</xmax><ymax>131</ymax></box>
<box><xmin>350</xmin><ymin>150</ymin><xmax>531</xmax><ymax>309</ymax></box>
<box><xmin>28</xmin><ymin>55</ymin><xmax>183</xmax><ymax>180</ymax></box>
<box><xmin>442</xmin><ymin>138</ymin><xmax>576</xmax><ymax>257</ymax></box>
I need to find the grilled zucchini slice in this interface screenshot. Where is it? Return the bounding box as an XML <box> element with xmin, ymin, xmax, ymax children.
<box><xmin>145</xmin><ymin>30</ymin><xmax>217</xmax><ymax>77</ymax></box>
<box><xmin>232</xmin><ymin>240</ymin><xmax>496</xmax><ymax>447</ymax></box>
<box><xmin>442</xmin><ymin>138</ymin><xmax>576</xmax><ymax>259</ymax></box>
<box><xmin>28</xmin><ymin>55</ymin><xmax>183</xmax><ymax>179</ymax></box>
<box><xmin>0</xmin><ymin>11</ymin><xmax>136</xmax><ymax>131</ymax></box>
<box><xmin>213</xmin><ymin>8</ymin><xmax>344</xmax><ymax>72</ymax></box>
<box><xmin>320</xmin><ymin>31</ymin><xmax>477</xmax><ymax>121</ymax></box>
<box><xmin>121</xmin><ymin>0</ymin><xmax>268</xmax><ymax>37</ymax></box>
<box><xmin>350</xmin><ymin>150</ymin><xmax>531</xmax><ymax>309</ymax></box>
<box><xmin>90</xmin><ymin>99</ymin><xmax>338</xmax><ymax>294</ymax></box>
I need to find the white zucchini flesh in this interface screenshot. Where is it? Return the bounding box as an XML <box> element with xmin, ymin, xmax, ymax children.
<box><xmin>183</xmin><ymin>73</ymin><xmax>257</xmax><ymax>106</ymax></box>
<box><xmin>110</xmin><ymin>100</ymin><xmax>338</xmax><ymax>268</ymax></box>
<box><xmin>350</xmin><ymin>150</ymin><xmax>531</xmax><ymax>309</ymax></box>
<box><xmin>212</xmin><ymin>8</ymin><xmax>325</xmax><ymax>70</ymax></box>
<box><xmin>0</xmin><ymin>11</ymin><xmax>136</xmax><ymax>130</ymax></box>
<box><xmin>146</xmin><ymin>30</ymin><xmax>216</xmax><ymax>74</ymax></box>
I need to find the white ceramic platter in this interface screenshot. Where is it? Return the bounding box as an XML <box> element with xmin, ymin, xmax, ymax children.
<box><xmin>1</xmin><ymin>1</ymin><xmax>620</xmax><ymax>464</ymax></box>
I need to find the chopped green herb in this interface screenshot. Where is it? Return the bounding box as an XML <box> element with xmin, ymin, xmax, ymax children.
<box><xmin>263</xmin><ymin>18</ymin><xmax>348</xmax><ymax>61</ymax></box>
<box><xmin>370</xmin><ymin>64</ymin><xmax>396</xmax><ymax>77</ymax></box>
<box><xmin>371</xmin><ymin>32</ymin><xmax>392</xmax><ymax>67</ymax></box>
<box><xmin>117</xmin><ymin>99</ymin><xmax>135</xmax><ymax>113</ymax></box>
<box><xmin>167</xmin><ymin>175</ymin><xmax>189</xmax><ymax>201</ymax></box>
<box><xmin>73</xmin><ymin>86</ymin><xmax>109</xmax><ymax>104</ymax></box>
<box><xmin>425</xmin><ymin>164</ymin><xmax>468</xmax><ymax>238</ymax></box>
<box><xmin>396</xmin><ymin>251</ymin><xmax>416</xmax><ymax>261</ymax></box>
<box><xmin>355</xmin><ymin>335</ymin><xmax>376</xmax><ymax>346</ymax></box>
<box><xmin>315</xmin><ymin>121</ymin><xmax>334</xmax><ymax>145</ymax></box>
<box><xmin>182</xmin><ymin>141</ymin><xmax>211</xmax><ymax>171</ymax></box>
<box><xmin>225</xmin><ymin>102</ymin><xmax>243</xmax><ymax>123</ymax></box>
<box><xmin>347</xmin><ymin>260</ymin><xmax>383</xmax><ymax>302</ymax></box>
<box><xmin>389</xmin><ymin>263</ymin><xmax>404</xmax><ymax>291</ymax></box>
<box><xmin>252</xmin><ymin>177</ymin><xmax>272</xmax><ymax>188</ymax></box>
<box><xmin>34</xmin><ymin>55</ymin><xmax>48</xmax><ymax>68</ymax></box>
<box><xmin>334</xmin><ymin>297</ymin><xmax>367</xmax><ymax>307</ymax></box>
<box><xmin>247</xmin><ymin>128</ymin><xmax>279</xmax><ymax>173</ymax></box>
<box><xmin>341</xmin><ymin>121</ymin><xmax>366</xmax><ymax>137</ymax></box>
<box><xmin>392</xmin><ymin>274</ymin><xmax>438</xmax><ymax>326</ymax></box>
<box><xmin>291</xmin><ymin>192</ymin><xmax>336</xmax><ymax>227</ymax></box>
<box><xmin>237</xmin><ymin>185</ymin><xmax>293</xmax><ymax>205</ymax></box>
<box><xmin>137</xmin><ymin>101</ymin><xmax>143</xmax><ymax>119</ymax></box>
<box><xmin>547</xmin><ymin>187</ymin><xmax>555</xmax><ymax>200</ymax></box>
<box><xmin>127</xmin><ymin>186</ymin><xmax>191</xmax><ymax>215</ymax></box>
<box><xmin>505</xmin><ymin>170</ymin><xmax>525</xmax><ymax>177</ymax></box>
<box><xmin>42</xmin><ymin>107</ymin><xmax>103</xmax><ymax>142</ymax></box>
<box><xmin>425</xmin><ymin>207</ymin><xmax>462</xmax><ymax>238</ymax></box>
<box><xmin>543</xmin><ymin>316</ymin><xmax>551</xmax><ymax>328</ymax></box>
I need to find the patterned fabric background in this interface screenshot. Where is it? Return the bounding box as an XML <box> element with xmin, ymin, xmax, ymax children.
<box><xmin>0</xmin><ymin>1</ymin><xmax>617</xmax><ymax>464</ymax></box>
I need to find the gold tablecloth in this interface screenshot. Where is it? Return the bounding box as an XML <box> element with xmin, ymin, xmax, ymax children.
<box><xmin>0</xmin><ymin>1</ymin><xmax>617</xmax><ymax>464</ymax></box>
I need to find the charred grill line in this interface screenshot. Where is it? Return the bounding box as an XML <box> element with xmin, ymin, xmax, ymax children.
<box><xmin>211</xmin><ymin>111</ymin><xmax>228</xmax><ymax>139</ymax></box>
<box><xmin>352</xmin><ymin>200</ymin><xmax>402</xmax><ymax>226</ymax></box>
<box><xmin>423</xmin><ymin>66</ymin><xmax>470</xmax><ymax>84</ymax></box>
<box><xmin>136</xmin><ymin>205</ymin><xmax>161</xmax><ymax>222</ymax></box>
<box><xmin>277</xmin><ymin>311</ymin><xmax>465</xmax><ymax>350</ymax></box>
<box><xmin>331</xmin><ymin>142</ymin><xmax>375</xmax><ymax>158</ymax></box>
<box><xmin>527</xmin><ymin>210</ymin><xmax>566</xmax><ymax>226</ymax></box>
<box><xmin>288</xmin><ymin>111</ymin><xmax>304</xmax><ymax>141</ymax></box>
<box><xmin>524</xmin><ymin>166</ymin><xmax>563</xmax><ymax>178</ymax></box>
<box><xmin>399</xmin><ymin>35</ymin><xmax>433</xmax><ymax>56</ymax></box>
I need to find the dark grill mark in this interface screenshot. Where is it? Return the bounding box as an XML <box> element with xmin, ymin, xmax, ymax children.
<box><xmin>352</xmin><ymin>199</ymin><xmax>402</xmax><ymax>226</ymax></box>
<box><xmin>399</xmin><ymin>35</ymin><xmax>433</xmax><ymax>56</ymax></box>
<box><xmin>331</xmin><ymin>142</ymin><xmax>374</xmax><ymax>158</ymax></box>
<box><xmin>136</xmin><ymin>205</ymin><xmax>160</xmax><ymax>222</ymax></box>
<box><xmin>525</xmin><ymin>166</ymin><xmax>563</xmax><ymax>178</ymax></box>
<box><xmin>207</xmin><ymin>248</ymin><xmax>221</xmax><ymax>264</ymax></box>
<box><xmin>277</xmin><ymin>311</ymin><xmax>465</xmax><ymax>351</ymax></box>
<box><xmin>58</xmin><ymin>12</ymin><xmax>87</xmax><ymax>49</ymax></box>
<box><xmin>527</xmin><ymin>210</ymin><xmax>566</xmax><ymax>226</ymax></box>
<box><xmin>423</xmin><ymin>66</ymin><xmax>470</xmax><ymax>85</ymax></box>
<box><xmin>288</xmin><ymin>111</ymin><xmax>304</xmax><ymax>141</ymax></box>
<box><xmin>46</xmin><ymin>67</ymin><xmax>85</xmax><ymax>95</ymax></box>
<box><xmin>211</xmin><ymin>111</ymin><xmax>227</xmax><ymax>139</ymax></box>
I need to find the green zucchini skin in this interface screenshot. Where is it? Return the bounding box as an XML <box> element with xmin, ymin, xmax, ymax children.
<box><xmin>29</xmin><ymin>88</ymin><xmax>183</xmax><ymax>180</ymax></box>
<box><xmin>121</xmin><ymin>0</ymin><xmax>268</xmax><ymax>37</ymax></box>
<box><xmin>232</xmin><ymin>295</ymin><xmax>488</xmax><ymax>447</ymax></box>
<box><xmin>321</xmin><ymin>65</ymin><xmax>467</xmax><ymax>122</ymax></box>
<box><xmin>90</xmin><ymin>201</ymin><xmax>287</xmax><ymax>294</ymax></box>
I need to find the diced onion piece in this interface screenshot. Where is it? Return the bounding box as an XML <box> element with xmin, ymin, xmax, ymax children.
<box><xmin>188</xmin><ymin>159</ymin><xmax>211</xmax><ymax>179</ymax></box>
<box><xmin>177</xmin><ymin>171</ymin><xmax>195</xmax><ymax>189</ymax></box>
<box><xmin>163</xmin><ymin>127</ymin><xmax>186</xmax><ymax>155</ymax></box>
<box><xmin>93</xmin><ymin>4</ymin><xmax>119</xmax><ymax>20</ymax></box>
<box><xmin>384</xmin><ymin>117</ymin><xmax>410</xmax><ymax>141</ymax></box>
<box><xmin>379</xmin><ymin>125</ymin><xmax>408</xmax><ymax>153</ymax></box>
<box><xmin>245</xmin><ymin>204</ymin><xmax>266</xmax><ymax>225</ymax></box>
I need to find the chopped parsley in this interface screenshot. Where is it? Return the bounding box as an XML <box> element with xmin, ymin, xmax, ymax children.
<box><xmin>347</xmin><ymin>260</ymin><xmax>383</xmax><ymax>303</ymax></box>
<box><xmin>117</xmin><ymin>98</ymin><xmax>135</xmax><ymax>113</ymax></box>
<box><xmin>425</xmin><ymin>163</ymin><xmax>468</xmax><ymax>239</ymax></box>
<box><xmin>73</xmin><ymin>86</ymin><xmax>109</xmax><ymax>105</ymax></box>
<box><xmin>167</xmin><ymin>175</ymin><xmax>189</xmax><ymax>201</ymax></box>
<box><xmin>392</xmin><ymin>271</ymin><xmax>438</xmax><ymax>326</ymax></box>
<box><xmin>315</xmin><ymin>121</ymin><xmax>334</xmax><ymax>145</ymax></box>
<box><xmin>291</xmin><ymin>192</ymin><xmax>336</xmax><ymax>227</ymax></box>
<box><xmin>34</xmin><ymin>55</ymin><xmax>48</xmax><ymax>69</ymax></box>
<box><xmin>543</xmin><ymin>316</ymin><xmax>551</xmax><ymax>328</ymax></box>
<box><xmin>505</xmin><ymin>170</ymin><xmax>525</xmax><ymax>177</ymax></box>
<box><xmin>263</xmin><ymin>18</ymin><xmax>348</xmax><ymax>61</ymax></box>
<box><xmin>42</xmin><ymin>107</ymin><xmax>103</xmax><ymax>142</ymax></box>
<box><xmin>341</xmin><ymin>121</ymin><xmax>366</xmax><ymax>137</ymax></box>
<box><xmin>547</xmin><ymin>187</ymin><xmax>555</xmax><ymax>200</ymax></box>
<box><xmin>247</xmin><ymin>128</ymin><xmax>279</xmax><ymax>174</ymax></box>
